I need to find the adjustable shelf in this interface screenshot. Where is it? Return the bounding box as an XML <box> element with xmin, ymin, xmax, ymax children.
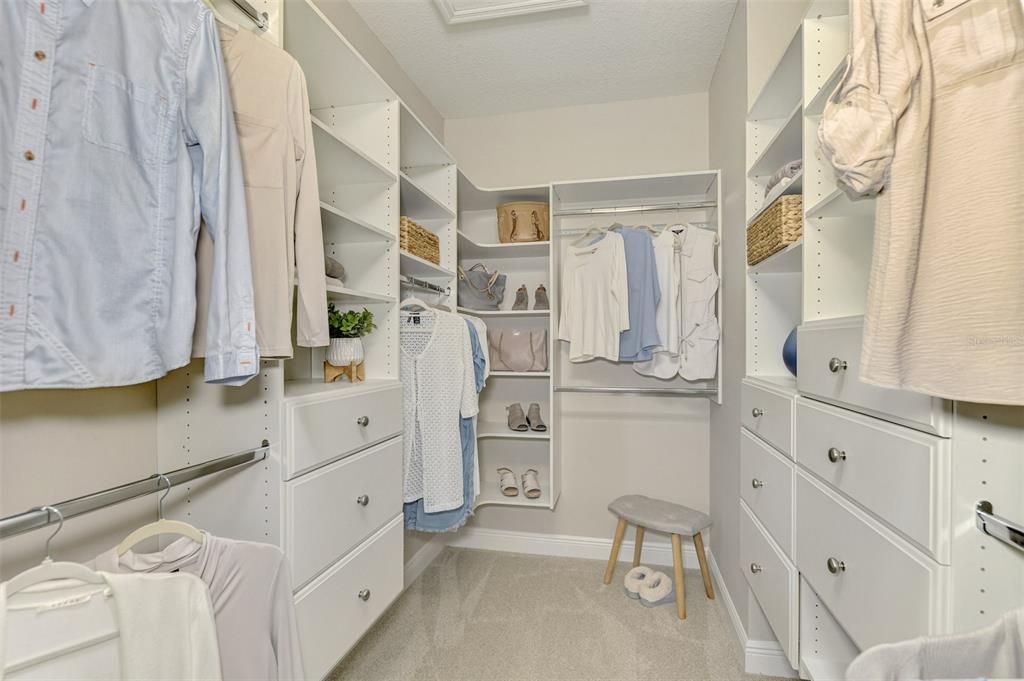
<box><xmin>457</xmin><ymin>231</ymin><xmax>550</xmax><ymax>260</ymax></box>
<box><xmin>324</xmin><ymin>283</ymin><xmax>396</xmax><ymax>305</ymax></box>
<box><xmin>320</xmin><ymin>203</ymin><xmax>394</xmax><ymax>243</ymax></box>
<box><xmin>748</xmin><ymin>104</ymin><xmax>803</xmax><ymax>178</ymax></box>
<box><xmin>748</xmin><ymin>240</ymin><xmax>803</xmax><ymax>275</ymax></box>
<box><xmin>805</xmin><ymin>186</ymin><xmax>875</xmax><ymax>221</ymax></box>
<box><xmin>311</xmin><ymin>117</ymin><xmax>397</xmax><ymax>185</ymax></box>
<box><xmin>456</xmin><ymin>307</ymin><xmax>550</xmax><ymax>319</ymax></box>
<box><xmin>400</xmin><ymin>172</ymin><xmax>456</xmax><ymax>220</ymax></box>
<box><xmin>399</xmin><ymin>251</ymin><xmax>455</xmax><ymax>279</ymax></box>
<box><xmin>476</xmin><ymin>421</ymin><xmax>551</xmax><ymax>441</ymax></box>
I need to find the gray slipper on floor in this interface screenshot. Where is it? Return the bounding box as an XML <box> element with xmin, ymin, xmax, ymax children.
<box><xmin>624</xmin><ymin>566</ymin><xmax>654</xmax><ymax>600</ymax></box>
<box><xmin>526</xmin><ymin>403</ymin><xmax>546</xmax><ymax>432</ymax></box>
<box><xmin>639</xmin><ymin>571</ymin><xmax>675</xmax><ymax>607</ymax></box>
<box><xmin>507</xmin><ymin>403</ymin><xmax>528</xmax><ymax>431</ymax></box>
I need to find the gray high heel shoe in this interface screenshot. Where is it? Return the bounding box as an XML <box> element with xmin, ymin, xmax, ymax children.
<box><xmin>534</xmin><ymin>284</ymin><xmax>549</xmax><ymax>310</ymax></box>
<box><xmin>507</xmin><ymin>403</ymin><xmax>529</xmax><ymax>431</ymax></box>
<box><xmin>526</xmin><ymin>403</ymin><xmax>546</xmax><ymax>432</ymax></box>
<box><xmin>511</xmin><ymin>285</ymin><xmax>529</xmax><ymax>311</ymax></box>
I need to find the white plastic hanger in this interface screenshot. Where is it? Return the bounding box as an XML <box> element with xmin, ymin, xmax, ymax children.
<box><xmin>201</xmin><ymin>0</ymin><xmax>242</xmax><ymax>32</ymax></box>
<box><xmin>5</xmin><ymin>507</ymin><xmax>106</xmax><ymax>595</ymax></box>
<box><xmin>399</xmin><ymin>296</ymin><xmax>431</xmax><ymax>312</ymax></box>
<box><xmin>115</xmin><ymin>475</ymin><xmax>204</xmax><ymax>556</ymax></box>
<box><xmin>570</xmin><ymin>222</ymin><xmax>608</xmax><ymax>247</ymax></box>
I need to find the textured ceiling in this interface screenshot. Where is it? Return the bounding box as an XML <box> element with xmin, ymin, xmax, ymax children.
<box><xmin>346</xmin><ymin>0</ymin><xmax>739</xmax><ymax>118</ymax></box>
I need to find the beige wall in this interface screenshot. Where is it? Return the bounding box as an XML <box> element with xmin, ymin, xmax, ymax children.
<box><xmin>746</xmin><ymin>0</ymin><xmax>814</xmax><ymax>107</ymax></box>
<box><xmin>312</xmin><ymin>0</ymin><xmax>445</xmax><ymax>141</ymax></box>
<box><xmin>445</xmin><ymin>94</ymin><xmax>712</xmax><ymax>540</ymax></box>
<box><xmin>445</xmin><ymin>93</ymin><xmax>709</xmax><ymax>188</ymax></box>
<box><xmin>0</xmin><ymin>386</ymin><xmax>157</xmax><ymax>578</ymax></box>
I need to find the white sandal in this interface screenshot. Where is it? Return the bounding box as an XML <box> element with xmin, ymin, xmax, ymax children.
<box><xmin>521</xmin><ymin>469</ymin><xmax>542</xmax><ymax>499</ymax></box>
<box><xmin>497</xmin><ymin>467</ymin><xmax>518</xmax><ymax>497</ymax></box>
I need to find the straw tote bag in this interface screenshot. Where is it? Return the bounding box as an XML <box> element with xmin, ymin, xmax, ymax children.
<box><xmin>497</xmin><ymin>202</ymin><xmax>549</xmax><ymax>243</ymax></box>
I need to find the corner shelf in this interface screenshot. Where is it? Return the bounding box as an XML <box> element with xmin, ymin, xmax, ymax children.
<box><xmin>400</xmin><ymin>172</ymin><xmax>456</xmax><ymax>220</ymax></box>
<box><xmin>399</xmin><ymin>251</ymin><xmax>455</xmax><ymax>279</ymax></box>
<box><xmin>748</xmin><ymin>240</ymin><xmax>803</xmax><ymax>275</ymax></box>
<box><xmin>457</xmin><ymin>231</ymin><xmax>550</xmax><ymax>260</ymax></box>
<box><xmin>320</xmin><ymin>203</ymin><xmax>394</xmax><ymax>244</ymax></box>
<box><xmin>457</xmin><ymin>307</ymin><xmax>550</xmax><ymax>319</ymax></box>
<box><xmin>310</xmin><ymin>117</ymin><xmax>397</xmax><ymax>185</ymax></box>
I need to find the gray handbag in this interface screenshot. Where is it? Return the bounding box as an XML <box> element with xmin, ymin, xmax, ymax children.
<box><xmin>457</xmin><ymin>263</ymin><xmax>506</xmax><ymax>311</ymax></box>
<box><xmin>488</xmin><ymin>329</ymin><xmax>548</xmax><ymax>372</ymax></box>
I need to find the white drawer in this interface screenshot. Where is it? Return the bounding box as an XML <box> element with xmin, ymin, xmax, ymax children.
<box><xmin>797</xmin><ymin>317</ymin><xmax>951</xmax><ymax>437</ymax></box>
<box><xmin>740</xmin><ymin>501</ymin><xmax>799</xmax><ymax>668</ymax></box>
<box><xmin>795</xmin><ymin>472</ymin><xmax>948</xmax><ymax>651</ymax></box>
<box><xmin>794</xmin><ymin>398</ymin><xmax>951</xmax><ymax>562</ymax></box>
<box><xmin>295</xmin><ymin>515</ymin><xmax>403</xmax><ymax>681</ymax></box>
<box><xmin>740</xmin><ymin>429</ymin><xmax>795</xmax><ymax>556</ymax></box>
<box><xmin>742</xmin><ymin>378</ymin><xmax>795</xmax><ymax>456</ymax></box>
<box><xmin>284</xmin><ymin>383</ymin><xmax>403</xmax><ymax>478</ymax></box>
<box><xmin>285</xmin><ymin>438</ymin><xmax>403</xmax><ymax>588</ymax></box>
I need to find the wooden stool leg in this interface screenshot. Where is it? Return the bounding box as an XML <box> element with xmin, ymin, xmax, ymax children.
<box><xmin>603</xmin><ymin>518</ymin><xmax>628</xmax><ymax>585</ymax></box>
<box><xmin>693</xmin><ymin>532</ymin><xmax>715</xmax><ymax>599</ymax></box>
<box><xmin>671</xmin><ymin>533</ymin><xmax>687</xmax><ymax>620</ymax></box>
<box><xmin>632</xmin><ymin>526</ymin><xmax>645</xmax><ymax>567</ymax></box>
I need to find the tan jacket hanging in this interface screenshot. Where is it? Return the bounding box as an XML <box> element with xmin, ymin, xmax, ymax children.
<box><xmin>820</xmin><ymin>0</ymin><xmax>1024</xmax><ymax>405</ymax></box>
<box><xmin>194</xmin><ymin>26</ymin><xmax>328</xmax><ymax>360</ymax></box>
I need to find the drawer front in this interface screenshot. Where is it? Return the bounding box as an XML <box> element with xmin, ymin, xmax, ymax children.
<box><xmin>795</xmin><ymin>472</ymin><xmax>946</xmax><ymax>651</ymax></box>
<box><xmin>740</xmin><ymin>430</ymin><xmax>795</xmax><ymax>556</ymax></box>
<box><xmin>286</xmin><ymin>384</ymin><xmax>403</xmax><ymax>478</ymax></box>
<box><xmin>797</xmin><ymin>318</ymin><xmax>951</xmax><ymax>437</ymax></box>
<box><xmin>741</xmin><ymin>380</ymin><xmax>794</xmax><ymax>456</ymax></box>
<box><xmin>740</xmin><ymin>501</ymin><xmax>799</xmax><ymax>668</ymax></box>
<box><xmin>295</xmin><ymin>515</ymin><xmax>403</xmax><ymax>680</ymax></box>
<box><xmin>286</xmin><ymin>438</ymin><xmax>403</xmax><ymax>588</ymax></box>
<box><xmin>794</xmin><ymin>398</ymin><xmax>950</xmax><ymax>562</ymax></box>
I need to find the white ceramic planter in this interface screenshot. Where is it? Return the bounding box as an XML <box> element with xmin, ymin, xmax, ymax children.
<box><xmin>327</xmin><ymin>337</ymin><xmax>364</xmax><ymax>367</ymax></box>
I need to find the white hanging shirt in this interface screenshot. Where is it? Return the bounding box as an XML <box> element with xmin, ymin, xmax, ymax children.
<box><xmin>401</xmin><ymin>310</ymin><xmax>479</xmax><ymax>513</ymax></box>
<box><xmin>679</xmin><ymin>226</ymin><xmax>720</xmax><ymax>381</ymax></box>
<box><xmin>91</xmin><ymin>533</ymin><xmax>304</xmax><ymax>681</ymax></box>
<box><xmin>558</xmin><ymin>232</ymin><xmax>630</xmax><ymax>362</ymax></box>
<box><xmin>635</xmin><ymin>230</ymin><xmax>682</xmax><ymax>379</ymax></box>
<box><xmin>0</xmin><ymin>572</ymin><xmax>221</xmax><ymax>681</ymax></box>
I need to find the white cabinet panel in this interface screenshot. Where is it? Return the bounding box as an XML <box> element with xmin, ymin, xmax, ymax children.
<box><xmin>797</xmin><ymin>317</ymin><xmax>951</xmax><ymax>437</ymax></box>
<box><xmin>795</xmin><ymin>398</ymin><xmax>951</xmax><ymax>562</ymax></box>
<box><xmin>742</xmin><ymin>379</ymin><xmax>795</xmax><ymax>456</ymax></box>
<box><xmin>294</xmin><ymin>515</ymin><xmax>404</xmax><ymax>681</ymax></box>
<box><xmin>740</xmin><ymin>429</ymin><xmax>795</xmax><ymax>556</ymax></box>
<box><xmin>285</xmin><ymin>384</ymin><xmax>403</xmax><ymax>478</ymax></box>
<box><xmin>741</xmin><ymin>500</ymin><xmax>799</xmax><ymax>668</ymax></box>
<box><xmin>795</xmin><ymin>471</ymin><xmax>949</xmax><ymax>650</ymax></box>
<box><xmin>285</xmin><ymin>438</ymin><xmax>403</xmax><ymax>588</ymax></box>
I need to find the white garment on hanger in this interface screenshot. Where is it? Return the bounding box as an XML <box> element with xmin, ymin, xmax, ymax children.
<box><xmin>401</xmin><ymin>310</ymin><xmax>479</xmax><ymax>513</ymax></box>
<box><xmin>678</xmin><ymin>226</ymin><xmax>720</xmax><ymax>381</ymax></box>
<box><xmin>634</xmin><ymin>229</ymin><xmax>682</xmax><ymax>379</ymax></box>
<box><xmin>558</xmin><ymin>232</ymin><xmax>630</xmax><ymax>362</ymax></box>
<box><xmin>0</xmin><ymin>572</ymin><xmax>221</xmax><ymax>681</ymax></box>
<box><xmin>91</xmin><ymin>533</ymin><xmax>304</xmax><ymax>681</ymax></box>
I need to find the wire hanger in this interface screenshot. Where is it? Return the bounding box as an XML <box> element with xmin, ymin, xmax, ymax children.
<box><xmin>115</xmin><ymin>475</ymin><xmax>204</xmax><ymax>556</ymax></box>
<box><xmin>5</xmin><ymin>506</ymin><xmax>106</xmax><ymax>595</ymax></box>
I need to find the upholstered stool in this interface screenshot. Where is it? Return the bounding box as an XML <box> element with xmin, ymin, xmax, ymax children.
<box><xmin>603</xmin><ymin>494</ymin><xmax>714</xmax><ymax>620</ymax></box>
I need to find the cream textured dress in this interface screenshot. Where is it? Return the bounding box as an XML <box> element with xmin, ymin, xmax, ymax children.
<box><xmin>819</xmin><ymin>0</ymin><xmax>1024</xmax><ymax>404</ymax></box>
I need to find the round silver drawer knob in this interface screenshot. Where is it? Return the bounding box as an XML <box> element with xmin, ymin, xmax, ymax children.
<box><xmin>750</xmin><ymin>563</ymin><xmax>763</xmax><ymax>574</ymax></box>
<box><xmin>826</xmin><ymin>557</ymin><xmax>846</xmax><ymax>574</ymax></box>
<box><xmin>751</xmin><ymin>408</ymin><xmax>764</xmax><ymax>418</ymax></box>
<box><xmin>356</xmin><ymin>494</ymin><xmax>370</xmax><ymax>506</ymax></box>
<box><xmin>827</xmin><ymin>447</ymin><xmax>847</xmax><ymax>463</ymax></box>
<box><xmin>356</xmin><ymin>416</ymin><xmax>370</xmax><ymax>427</ymax></box>
<box><xmin>358</xmin><ymin>589</ymin><xmax>371</xmax><ymax>601</ymax></box>
<box><xmin>751</xmin><ymin>479</ymin><xmax>764</xmax><ymax>489</ymax></box>
<box><xmin>828</xmin><ymin>357</ymin><xmax>848</xmax><ymax>373</ymax></box>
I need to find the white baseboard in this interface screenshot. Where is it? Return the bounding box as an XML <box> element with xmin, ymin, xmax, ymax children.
<box><xmin>707</xmin><ymin>551</ymin><xmax>798</xmax><ymax>679</ymax></box>
<box><xmin>403</xmin><ymin>533</ymin><xmax>448</xmax><ymax>589</ymax></box>
<box><xmin>746</xmin><ymin>639</ymin><xmax>800</xmax><ymax>678</ymax></box>
<box><xmin>447</xmin><ymin>526</ymin><xmax>699</xmax><ymax>567</ymax></box>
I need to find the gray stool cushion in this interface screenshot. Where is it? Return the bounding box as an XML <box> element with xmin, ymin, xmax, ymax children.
<box><xmin>608</xmin><ymin>495</ymin><xmax>711</xmax><ymax>535</ymax></box>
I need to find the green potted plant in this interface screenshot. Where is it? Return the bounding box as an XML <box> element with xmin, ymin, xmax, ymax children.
<box><xmin>326</xmin><ymin>303</ymin><xmax>376</xmax><ymax>369</ymax></box>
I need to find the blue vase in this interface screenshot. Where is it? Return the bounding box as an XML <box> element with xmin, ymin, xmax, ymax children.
<box><xmin>782</xmin><ymin>327</ymin><xmax>798</xmax><ymax>376</ymax></box>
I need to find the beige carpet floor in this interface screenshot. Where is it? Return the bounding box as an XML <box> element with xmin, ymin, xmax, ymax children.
<box><xmin>328</xmin><ymin>547</ymin><xmax>789</xmax><ymax>681</ymax></box>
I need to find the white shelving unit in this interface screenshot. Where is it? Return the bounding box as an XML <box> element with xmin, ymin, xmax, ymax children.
<box><xmin>457</xmin><ymin>171</ymin><xmax>557</xmax><ymax>509</ymax></box>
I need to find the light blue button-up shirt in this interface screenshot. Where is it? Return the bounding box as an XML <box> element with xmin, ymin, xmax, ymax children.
<box><xmin>0</xmin><ymin>0</ymin><xmax>259</xmax><ymax>390</ymax></box>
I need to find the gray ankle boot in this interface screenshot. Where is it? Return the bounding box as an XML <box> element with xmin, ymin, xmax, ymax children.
<box><xmin>534</xmin><ymin>285</ymin><xmax>549</xmax><ymax>311</ymax></box>
<box><xmin>512</xmin><ymin>285</ymin><xmax>528</xmax><ymax>311</ymax></box>
<box><xmin>507</xmin><ymin>403</ymin><xmax>528</xmax><ymax>431</ymax></box>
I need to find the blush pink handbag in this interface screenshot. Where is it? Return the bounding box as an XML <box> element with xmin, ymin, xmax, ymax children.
<box><xmin>487</xmin><ymin>329</ymin><xmax>548</xmax><ymax>372</ymax></box>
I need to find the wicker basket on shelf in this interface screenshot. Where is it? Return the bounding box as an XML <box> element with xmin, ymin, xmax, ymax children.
<box><xmin>400</xmin><ymin>216</ymin><xmax>440</xmax><ymax>265</ymax></box>
<box><xmin>746</xmin><ymin>195</ymin><xmax>802</xmax><ymax>265</ymax></box>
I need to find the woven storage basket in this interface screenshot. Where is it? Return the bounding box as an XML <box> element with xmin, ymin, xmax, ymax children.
<box><xmin>400</xmin><ymin>216</ymin><xmax>440</xmax><ymax>265</ymax></box>
<box><xmin>747</xmin><ymin>195</ymin><xmax>803</xmax><ymax>265</ymax></box>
